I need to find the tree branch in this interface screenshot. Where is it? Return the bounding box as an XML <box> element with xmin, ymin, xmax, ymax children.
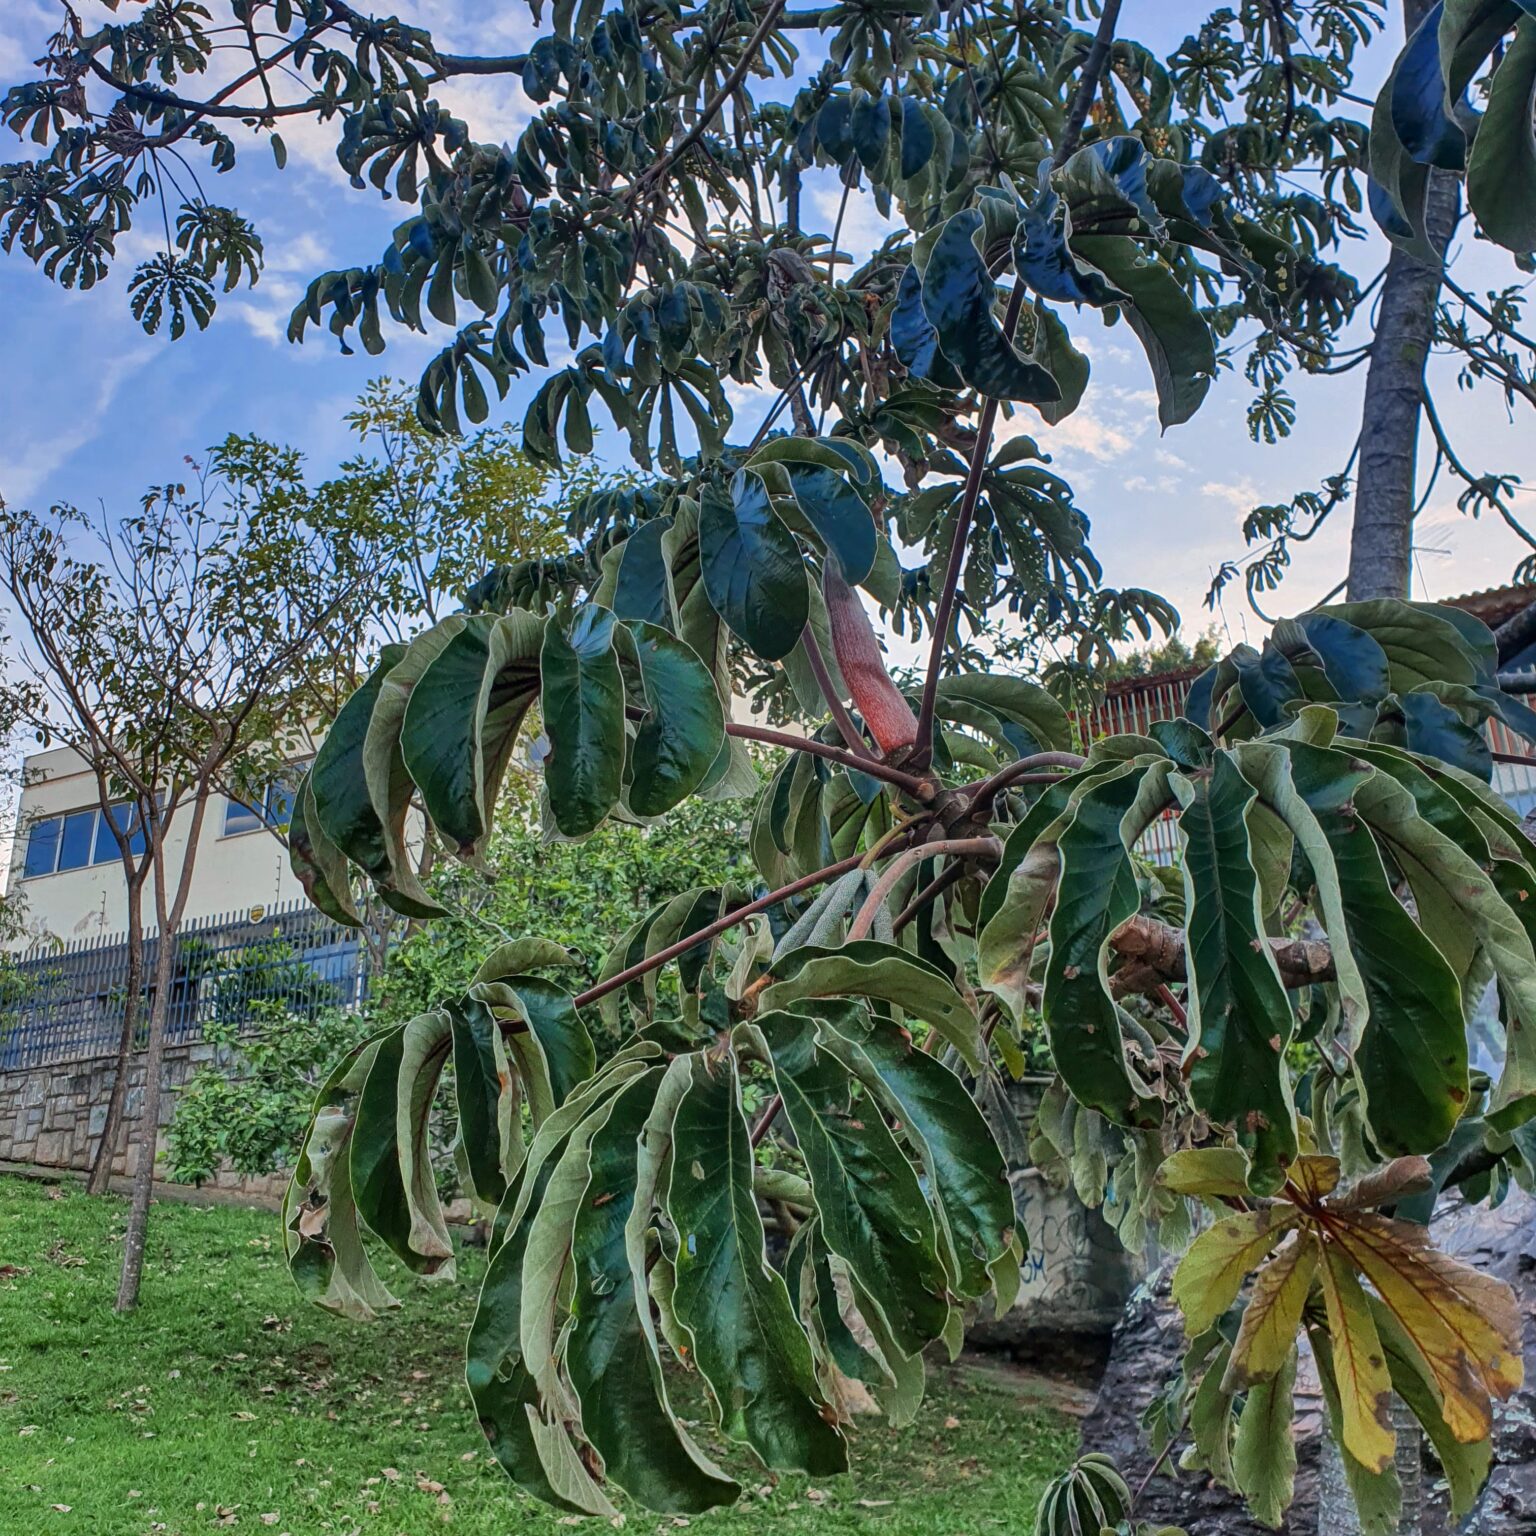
<box><xmin>911</xmin><ymin>281</ymin><xmax>1028</xmax><ymax>765</ymax></box>
<box><xmin>725</xmin><ymin>721</ymin><xmax>930</xmax><ymax>795</ymax></box>
<box><xmin>573</xmin><ymin>850</ymin><xmax>867</xmax><ymax>1010</ymax></box>
<box><xmin>847</xmin><ymin>836</ymin><xmax>1000</xmax><ymax>940</ymax></box>
<box><xmin>1107</xmin><ymin>913</ymin><xmax>1335</xmax><ymax>997</ymax></box>
<box><xmin>1056</xmin><ymin>0</ymin><xmax>1125</xmax><ymax>162</ymax></box>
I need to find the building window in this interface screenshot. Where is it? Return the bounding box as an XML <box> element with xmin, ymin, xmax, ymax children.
<box><xmin>21</xmin><ymin>800</ymin><xmax>149</xmax><ymax>879</ymax></box>
<box><xmin>223</xmin><ymin>770</ymin><xmax>304</xmax><ymax>838</ymax></box>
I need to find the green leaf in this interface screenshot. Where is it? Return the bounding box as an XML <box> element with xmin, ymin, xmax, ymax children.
<box><xmin>394</xmin><ymin>1009</ymin><xmax>457</xmax><ymax>1272</ymax></box>
<box><xmin>1028</xmin><ymin>302</ymin><xmax>1090</xmax><ymax>426</ymax></box>
<box><xmin>1232</xmin><ymin>1346</ymin><xmax>1298</xmax><ymax>1527</ymax></box>
<box><xmin>1292</xmin><ymin>612</ymin><xmax>1392</xmax><ymax>702</ymax></box>
<box><xmin>287</xmin><ymin>771</ymin><xmax>362</xmax><ymax>928</ymax></box>
<box><xmin>760</xmin><ymin>941</ymin><xmax>985</xmax><ymax>1072</ymax></box>
<box><xmin>566</xmin><ymin>1070</ymin><xmax>741</xmax><ymax>1512</ymax></box>
<box><xmin>617</xmin><ymin>620</ymin><xmax>725</xmax><ymax>818</ymax></box>
<box><xmin>472</xmin><ymin>938</ymin><xmax>578</xmax><ymax>985</ymax></box>
<box><xmin>311</xmin><ymin>643</ymin><xmax>408</xmax><ymax>880</ymax></box>
<box><xmin>541</xmin><ymin>603</ymin><xmax>625</xmax><ymax>837</ymax></box>
<box><xmin>466</xmin><ymin>1158</ymin><xmax>619</xmax><ymax>1518</ymax></box>
<box><xmin>401</xmin><ymin>611</ymin><xmax>544</xmax><ymax>858</ymax></box>
<box><xmin>1237</xmin><ymin>741</ymin><xmax>1469</xmax><ymax>1156</ymax></box>
<box><xmin>1467</xmin><ymin>17</ymin><xmax>1536</xmax><ymax>254</ymax></box>
<box><xmin>1042</xmin><ymin>761</ymin><xmax>1173</xmax><ymax>1125</ymax></box>
<box><xmin>470</xmin><ymin>976</ymin><xmax>596</xmax><ymax>1111</ymax></box>
<box><xmin>665</xmin><ymin>1054</ymin><xmax>847</xmax><ymax>1475</ymax></box>
<box><xmin>610</xmin><ymin>519</ymin><xmax>672</xmax><ymax>627</ymax></box>
<box><xmin>349</xmin><ymin>1024</ymin><xmax>452</xmax><ymax>1278</ymax></box>
<box><xmin>921</xmin><ymin>207</ymin><xmax>1061</xmax><ymax>402</ymax></box>
<box><xmin>283</xmin><ymin>1033</ymin><xmax>399</xmax><ymax>1320</ymax></box>
<box><xmin>449</xmin><ymin>1000</ymin><xmax>519</xmax><ymax>1210</ymax></box>
<box><xmin>1173</xmin><ymin>757</ymin><xmax>1299</xmax><ymax>1191</ymax></box>
<box><xmin>785</xmin><ymin>464</ymin><xmax>877</xmax><ymax>585</ymax></box>
<box><xmin>757</xmin><ymin>1011</ymin><xmax>950</xmax><ymax>1355</ymax></box>
<box><xmin>933</xmin><ymin>673</ymin><xmax>1073</xmax><ymax>755</ymax></box>
<box><xmin>813</xmin><ymin>1006</ymin><xmax>1015</xmax><ymax>1298</ymax></box>
<box><xmin>698</xmin><ymin>471</ymin><xmax>808</xmax><ymax>661</ymax></box>
<box><xmin>1317</xmin><ymin>599</ymin><xmax>1480</xmax><ymax>692</ymax></box>
<box><xmin>362</xmin><ymin>618</ymin><xmax>465</xmax><ymax>914</ymax></box>
<box><xmin>1071</xmin><ymin>235</ymin><xmax>1215</xmax><ymax>427</ymax></box>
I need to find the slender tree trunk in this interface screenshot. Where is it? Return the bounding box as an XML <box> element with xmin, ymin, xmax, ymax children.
<box><xmin>1345</xmin><ymin>0</ymin><xmax>1461</xmax><ymax>601</ymax></box>
<box><xmin>85</xmin><ymin>898</ymin><xmax>144</xmax><ymax>1195</ymax></box>
<box><xmin>114</xmin><ymin>926</ymin><xmax>176</xmax><ymax>1312</ymax></box>
<box><xmin>115</xmin><ymin>787</ymin><xmax>213</xmax><ymax>1312</ymax></box>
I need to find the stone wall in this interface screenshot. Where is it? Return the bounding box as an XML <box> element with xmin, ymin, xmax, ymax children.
<box><xmin>0</xmin><ymin>1043</ymin><xmax>286</xmax><ymax>1201</ymax></box>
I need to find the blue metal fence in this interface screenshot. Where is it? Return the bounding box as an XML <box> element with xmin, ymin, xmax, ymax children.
<box><xmin>0</xmin><ymin>900</ymin><xmax>370</xmax><ymax>1072</ymax></box>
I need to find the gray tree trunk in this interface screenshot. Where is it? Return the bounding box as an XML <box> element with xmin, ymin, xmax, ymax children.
<box><xmin>1345</xmin><ymin>0</ymin><xmax>1461</xmax><ymax>600</ymax></box>
<box><xmin>113</xmin><ymin>927</ymin><xmax>176</xmax><ymax>1312</ymax></box>
<box><xmin>85</xmin><ymin>900</ymin><xmax>144</xmax><ymax>1196</ymax></box>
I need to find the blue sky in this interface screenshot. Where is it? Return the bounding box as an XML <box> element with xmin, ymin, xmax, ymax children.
<box><xmin>2</xmin><ymin>0</ymin><xmax>1534</xmax><ymax>655</ymax></box>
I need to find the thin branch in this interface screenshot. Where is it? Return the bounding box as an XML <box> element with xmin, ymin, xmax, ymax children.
<box><xmin>1056</xmin><ymin>0</ymin><xmax>1125</xmax><ymax>162</ymax></box>
<box><xmin>799</xmin><ymin>624</ymin><xmax>873</xmax><ymax>757</ymax></box>
<box><xmin>966</xmin><ymin>751</ymin><xmax>1087</xmax><ymax>807</ymax></box>
<box><xmin>572</xmin><ymin>851</ymin><xmax>868</xmax><ymax>1010</ymax></box>
<box><xmin>847</xmin><ymin>836</ymin><xmax>1001</xmax><ymax>941</ymax></box>
<box><xmin>725</xmin><ymin>722</ymin><xmax>930</xmax><ymax>794</ymax></box>
<box><xmin>911</xmin><ymin>280</ymin><xmax>1028</xmax><ymax>765</ymax></box>
<box><xmin>892</xmin><ymin>860</ymin><xmax>966</xmax><ymax>934</ymax></box>
<box><xmin>637</xmin><ymin>0</ymin><xmax>791</xmax><ymax>192</ymax></box>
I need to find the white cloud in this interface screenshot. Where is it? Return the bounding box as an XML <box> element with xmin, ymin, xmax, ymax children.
<box><xmin>0</xmin><ymin>344</ymin><xmax>154</xmax><ymax>505</ymax></box>
<box><xmin>1200</xmin><ymin>477</ymin><xmax>1260</xmax><ymax>512</ymax></box>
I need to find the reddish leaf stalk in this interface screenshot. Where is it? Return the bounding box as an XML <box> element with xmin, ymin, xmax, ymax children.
<box><xmin>725</xmin><ymin>721</ymin><xmax>930</xmax><ymax>795</ymax></box>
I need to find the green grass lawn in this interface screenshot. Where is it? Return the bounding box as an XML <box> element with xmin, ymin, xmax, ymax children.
<box><xmin>0</xmin><ymin>1176</ymin><xmax>1076</xmax><ymax>1536</ymax></box>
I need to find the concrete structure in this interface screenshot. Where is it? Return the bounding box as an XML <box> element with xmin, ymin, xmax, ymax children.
<box><xmin>2</xmin><ymin>742</ymin><xmax>308</xmax><ymax>950</ymax></box>
<box><xmin>0</xmin><ymin>1037</ymin><xmax>287</xmax><ymax>1200</ymax></box>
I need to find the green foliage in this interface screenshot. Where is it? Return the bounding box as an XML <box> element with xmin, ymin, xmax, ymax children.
<box><xmin>374</xmin><ymin>771</ymin><xmax>749</xmax><ymax>1052</ymax></box>
<box><xmin>15</xmin><ymin>6</ymin><xmax>1536</xmax><ymax>1532</ymax></box>
<box><xmin>166</xmin><ymin>1002</ymin><xmax>369</xmax><ymax>1187</ymax></box>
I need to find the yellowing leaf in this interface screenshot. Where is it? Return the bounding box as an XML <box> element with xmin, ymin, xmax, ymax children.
<box><xmin>1172</xmin><ymin>1207</ymin><xmax>1297</xmax><ymax>1336</ymax></box>
<box><xmin>1225</xmin><ymin>1232</ymin><xmax>1319</xmax><ymax>1389</ymax></box>
<box><xmin>1329</xmin><ymin>1211</ymin><xmax>1523</xmax><ymax>1442</ymax></box>
<box><xmin>1318</xmin><ymin>1244</ymin><xmax>1394</xmax><ymax>1472</ymax></box>
<box><xmin>1157</xmin><ymin>1147</ymin><xmax>1251</xmax><ymax>1199</ymax></box>
<box><xmin>1287</xmin><ymin>1154</ymin><xmax>1341</xmax><ymax>1204</ymax></box>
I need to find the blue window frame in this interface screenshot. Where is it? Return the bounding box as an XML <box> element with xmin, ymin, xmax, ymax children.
<box><xmin>57</xmin><ymin>811</ymin><xmax>96</xmax><ymax>871</ymax></box>
<box><xmin>223</xmin><ymin>767</ymin><xmax>305</xmax><ymax>837</ymax></box>
<box><xmin>21</xmin><ymin>799</ymin><xmax>150</xmax><ymax>878</ymax></box>
<box><xmin>22</xmin><ymin>817</ymin><xmax>60</xmax><ymax>878</ymax></box>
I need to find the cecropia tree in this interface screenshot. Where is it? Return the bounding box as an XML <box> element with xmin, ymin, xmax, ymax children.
<box><xmin>7</xmin><ymin>1</ymin><xmax>1536</xmax><ymax>1530</ymax></box>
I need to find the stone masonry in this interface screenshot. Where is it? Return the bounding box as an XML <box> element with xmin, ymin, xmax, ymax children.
<box><xmin>0</xmin><ymin>1041</ymin><xmax>286</xmax><ymax>1200</ymax></box>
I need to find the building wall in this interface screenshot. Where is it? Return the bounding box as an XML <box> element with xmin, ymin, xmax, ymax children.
<box><xmin>4</xmin><ymin>744</ymin><xmax>307</xmax><ymax>951</ymax></box>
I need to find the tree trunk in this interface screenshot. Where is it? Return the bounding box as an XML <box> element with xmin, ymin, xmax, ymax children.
<box><xmin>1345</xmin><ymin>0</ymin><xmax>1461</xmax><ymax>601</ymax></box>
<box><xmin>113</xmin><ymin>926</ymin><xmax>176</xmax><ymax>1312</ymax></box>
<box><xmin>85</xmin><ymin>899</ymin><xmax>144</xmax><ymax>1195</ymax></box>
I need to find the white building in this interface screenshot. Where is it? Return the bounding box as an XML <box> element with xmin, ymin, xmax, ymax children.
<box><xmin>3</xmin><ymin>742</ymin><xmax>307</xmax><ymax>950</ymax></box>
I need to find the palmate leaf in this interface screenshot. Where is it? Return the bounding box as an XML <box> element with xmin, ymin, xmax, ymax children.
<box><xmin>305</xmin><ymin>603</ymin><xmax>728</xmax><ymax>900</ymax></box>
<box><xmin>1167</xmin><ymin>1149</ymin><xmax>1523</xmax><ymax>1509</ymax></box>
<box><xmin>286</xmin><ymin>938</ymin><xmax>1019</xmax><ymax>1515</ymax></box>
